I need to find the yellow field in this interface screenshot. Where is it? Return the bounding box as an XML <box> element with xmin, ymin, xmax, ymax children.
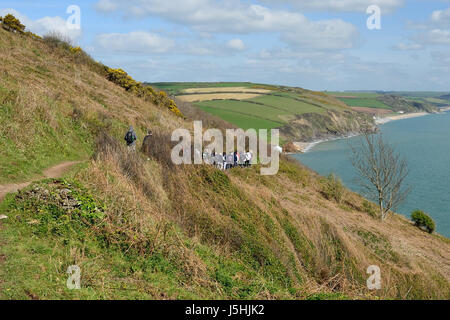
<box><xmin>182</xmin><ymin>87</ymin><xmax>272</xmax><ymax>94</ymax></box>
<box><xmin>177</xmin><ymin>93</ymin><xmax>263</xmax><ymax>102</ymax></box>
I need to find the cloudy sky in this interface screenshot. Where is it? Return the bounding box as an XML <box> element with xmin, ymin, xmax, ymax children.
<box><xmin>1</xmin><ymin>0</ymin><xmax>450</xmax><ymax>91</ymax></box>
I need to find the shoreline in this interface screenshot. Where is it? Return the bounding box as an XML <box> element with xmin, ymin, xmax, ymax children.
<box><xmin>291</xmin><ymin>133</ymin><xmax>360</xmax><ymax>154</ymax></box>
<box><xmin>374</xmin><ymin>112</ymin><xmax>429</xmax><ymax>125</ymax></box>
<box><xmin>291</xmin><ymin>109</ymin><xmax>450</xmax><ymax>154</ymax></box>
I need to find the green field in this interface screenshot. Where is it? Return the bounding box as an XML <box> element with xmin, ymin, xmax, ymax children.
<box><xmin>150</xmin><ymin>82</ymin><xmax>257</xmax><ymax>95</ymax></box>
<box><xmin>326</xmin><ymin>91</ymin><xmax>381</xmax><ymax>99</ymax></box>
<box><xmin>327</xmin><ymin>91</ymin><xmax>450</xmax><ymax>109</ymax></box>
<box><xmin>151</xmin><ymin>82</ymin><xmax>353</xmax><ymax>131</ymax></box>
<box><xmin>196</xmin><ymin>103</ymin><xmax>282</xmax><ymax>130</ymax></box>
<box><xmin>193</xmin><ymin>90</ymin><xmax>337</xmax><ymax>130</ymax></box>
<box><xmin>248</xmin><ymin>95</ymin><xmax>326</xmax><ymax>115</ymax></box>
<box><xmin>337</xmin><ymin>98</ymin><xmax>392</xmax><ymax>109</ymax></box>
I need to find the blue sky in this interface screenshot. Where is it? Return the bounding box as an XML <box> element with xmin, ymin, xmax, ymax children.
<box><xmin>1</xmin><ymin>0</ymin><xmax>450</xmax><ymax>91</ymax></box>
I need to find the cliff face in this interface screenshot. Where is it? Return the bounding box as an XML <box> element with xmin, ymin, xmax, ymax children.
<box><xmin>280</xmin><ymin>109</ymin><xmax>376</xmax><ymax>143</ymax></box>
<box><xmin>377</xmin><ymin>95</ymin><xmax>438</xmax><ymax>113</ymax></box>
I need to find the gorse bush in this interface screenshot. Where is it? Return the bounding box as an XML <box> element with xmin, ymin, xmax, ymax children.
<box><xmin>105</xmin><ymin>67</ymin><xmax>183</xmax><ymax>117</ymax></box>
<box><xmin>0</xmin><ymin>14</ymin><xmax>41</xmax><ymax>39</ymax></box>
<box><xmin>0</xmin><ymin>14</ymin><xmax>25</xmax><ymax>34</ymax></box>
<box><xmin>411</xmin><ymin>210</ymin><xmax>435</xmax><ymax>234</ymax></box>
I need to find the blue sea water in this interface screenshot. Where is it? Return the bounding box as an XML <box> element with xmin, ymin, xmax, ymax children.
<box><xmin>293</xmin><ymin>112</ymin><xmax>450</xmax><ymax>237</ymax></box>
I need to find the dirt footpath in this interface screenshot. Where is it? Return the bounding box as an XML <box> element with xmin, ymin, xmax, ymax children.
<box><xmin>0</xmin><ymin>161</ymin><xmax>81</xmax><ymax>201</ymax></box>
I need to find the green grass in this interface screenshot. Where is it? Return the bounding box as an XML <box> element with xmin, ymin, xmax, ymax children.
<box><xmin>0</xmin><ymin>98</ymin><xmax>92</xmax><ymax>183</ymax></box>
<box><xmin>0</xmin><ymin>175</ymin><xmax>299</xmax><ymax>299</ymax></box>
<box><xmin>337</xmin><ymin>97</ymin><xmax>392</xmax><ymax>109</ymax></box>
<box><xmin>195</xmin><ymin>101</ymin><xmax>283</xmax><ymax>130</ymax></box>
<box><xmin>193</xmin><ymin>92</ymin><xmax>329</xmax><ymax>131</ymax></box>
<box><xmin>326</xmin><ymin>92</ymin><xmax>381</xmax><ymax>99</ymax></box>
<box><xmin>0</xmin><ymin>180</ymin><xmax>202</xmax><ymax>299</ymax></box>
<box><xmin>248</xmin><ymin>94</ymin><xmax>325</xmax><ymax>115</ymax></box>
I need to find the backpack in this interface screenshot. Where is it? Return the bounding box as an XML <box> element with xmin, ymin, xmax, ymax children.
<box><xmin>125</xmin><ymin>131</ymin><xmax>135</xmax><ymax>144</ymax></box>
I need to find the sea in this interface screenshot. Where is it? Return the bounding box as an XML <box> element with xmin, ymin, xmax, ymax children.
<box><xmin>293</xmin><ymin>111</ymin><xmax>450</xmax><ymax>237</ymax></box>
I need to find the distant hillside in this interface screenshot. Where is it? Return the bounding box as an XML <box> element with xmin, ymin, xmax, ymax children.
<box><xmin>152</xmin><ymin>83</ymin><xmax>375</xmax><ymax>145</ymax></box>
<box><xmin>329</xmin><ymin>91</ymin><xmax>446</xmax><ymax>112</ymax></box>
<box><xmin>0</xmin><ymin>18</ymin><xmax>449</xmax><ymax>300</ymax></box>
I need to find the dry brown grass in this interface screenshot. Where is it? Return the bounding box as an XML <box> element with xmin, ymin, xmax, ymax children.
<box><xmin>1</xmin><ymin>27</ymin><xmax>448</xmax><ymax>300</ymax></box>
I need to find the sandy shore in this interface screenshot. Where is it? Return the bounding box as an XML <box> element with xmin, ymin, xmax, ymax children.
<box><xmin>292</xmin><ymin>133</ymin><xmax>360</xmax><ymax>153</ymax></box>
<box><xmin>375</xmin><ymin>112</ymin><xmax>429</xmax><ymax>124</ymax></box>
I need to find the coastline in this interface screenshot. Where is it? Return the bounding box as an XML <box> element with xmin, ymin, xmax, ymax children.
<box><xmin>291</xmin><ymin>133</ymin><xmax>360</xmax><ymax>153</ymax></box>
<box><xmin>291</xmin><ymin>109</ymin><xmax>450</xmax><ymax>154</ymax></box>
<box><xmin>375</xmin><ymin>112</ymin><xmax>429</xmax><ymax>125</ymax></box>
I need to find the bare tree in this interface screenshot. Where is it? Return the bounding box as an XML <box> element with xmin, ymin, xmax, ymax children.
<box><xmin>350</xmin><ymin>133</ymin><xmax>410</xmax><ymax>221</ymax></box>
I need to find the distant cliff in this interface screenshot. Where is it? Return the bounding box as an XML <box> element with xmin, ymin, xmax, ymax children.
<box><xmin>280</xmin><ymin>109</ymin><xmax>375</xmax><ymax>143</ymax></box>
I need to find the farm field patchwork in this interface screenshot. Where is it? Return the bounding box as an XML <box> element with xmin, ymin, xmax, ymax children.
<box><xmin>181</xmin><ymin>87</ymin><xmax>272</xmax><ymax>94</ymax></box>
<box><xmin>177</xmin><ymin>93</ymin><xmax>264</xmax><ymax>102</ymax></box>
<box><xmin>191</xmin><ymin>90</ymin><xmax>335</xmax><ymax>130</ymax></box>
<box><xmin>196</xmin><ymin>103</ymin><xmax>282</xmax><ymax>130</ymax></box>
<box><xmin>155</xmin><ymin>83</ymin><xmax>367</xmax><ymax>131</ymax></box>
<box><xmin>150</xmin><ymin>82</ymin><xmax>258</xmax><ymax>95</ymax></box>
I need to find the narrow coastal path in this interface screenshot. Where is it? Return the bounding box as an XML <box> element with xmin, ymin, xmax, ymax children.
<box><xmin>0</xmin><ymin>161</ymin><xmax>82</xmax><ymax>202</ymax></box>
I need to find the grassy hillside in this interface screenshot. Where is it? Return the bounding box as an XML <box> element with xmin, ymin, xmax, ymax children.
<box><xmin>0</xmin><ymin>24</ymin><xmax>449</xmax><ymax>300</ymax></box>
<box><xmin>328</xmin><ymin>91</ymin><xmax>442</xmax><ymax>114</ymax></box>
<box><xmin>155</xmin><ymin>83</ymin><xmax>375</xmax><ymax>144</ymax></box>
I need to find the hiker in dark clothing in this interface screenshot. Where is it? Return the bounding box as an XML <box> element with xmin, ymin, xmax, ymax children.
<box><xmin>124</xmin><ymin>126</ymin><xmax>137</xmax><ymax>151</ymax></box>
<box><xmin>141</xmin><ymin>129</ymin><xmax>153</xmax><ymax>156</ymax></box>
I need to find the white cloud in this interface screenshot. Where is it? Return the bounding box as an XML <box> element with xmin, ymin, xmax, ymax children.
<box><xmin>94</xmin><ymin>0</ymin><xmax>360</xmax><ymax>50</ymax></box>
<box><xmin>0</xmin><ymin>8</ymin><xmax>82</xmax><ymax>41</ymax></box>
<box><xmin>282</xmin><ymin>19</ymin><xmax>359</xmax><ymax>50</ymax></box>
<box><xmin>431</xmin><ymin>51</ymin><xmax>450</xmax><ymax>66</ymax></box>
<box><xmin>227</xmin><ymin>39</ymin><xmax>245</xmax><ymax>51</ymax></box>
<box><xmin>94</xmin><ymin>31</ymin><xmax>175</xmax><ymax>53</ymax></box>
<box><xmin>418</xmin><ymin>29</ymin><xmax>450</xmax><ymax>45</ymax></box>
<box><xmin>260</xmin><ymin>0</ymin><xmax>405</xmax><ymax>13</ymax></box>
<box><xmin>431</xmin><ymin>7</ymin><xmax>450</xmax><ymax>26</ymax></box>
<box><xmin>392</xmin><ymin>42</ymin><xmax>423</xmax><ymax>51</ymax></box>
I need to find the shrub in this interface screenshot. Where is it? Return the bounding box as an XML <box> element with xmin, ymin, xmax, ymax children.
<box><xmin>1</xmin><ymin>14</ymin><xmax>25</xmax><ymax>34</ymax></box>
<box><xmin>43</xmin><ymin>31</ymin><xmax>73</xmax><ymax>50</ymax></box>
<box><xmin>25</xmin><ymin>31</ymin><xmax>41</xmax><ymax>39</ymax></box>
<box><xmin>411</xmin><ymin>210</ymin><xmax>435</xmax><ymax>234</ymax></box>
<box><xmin>322</xmin><ymin>174</ymin><xmax>345</xmax><ymax>203</ymax></box>
<box><xmin>104</xmin><ymin>67</ymin><xmax>183</xmax><ymax>117</ymax></box>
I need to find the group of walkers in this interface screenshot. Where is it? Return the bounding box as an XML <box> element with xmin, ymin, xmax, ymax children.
<box><xmin>124</xmin><ymin>126</ymin><xmax>253</xmax><ymax>170</ymax></box>
<box><xmin>202</xmin><ymin>150</ymin><xmax>253</xmax><ymax>171</ymax></box>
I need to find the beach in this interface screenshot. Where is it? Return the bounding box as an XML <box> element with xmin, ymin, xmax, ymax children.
<box><xmin>292</xmin><ymin>133</ymin><xmax>360</xmax><ymax>153</ymax></box>
<box><xmin>375</xmin><ymin>112</ymin><xmax>429</xmax><ymax>125</ymax></box>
